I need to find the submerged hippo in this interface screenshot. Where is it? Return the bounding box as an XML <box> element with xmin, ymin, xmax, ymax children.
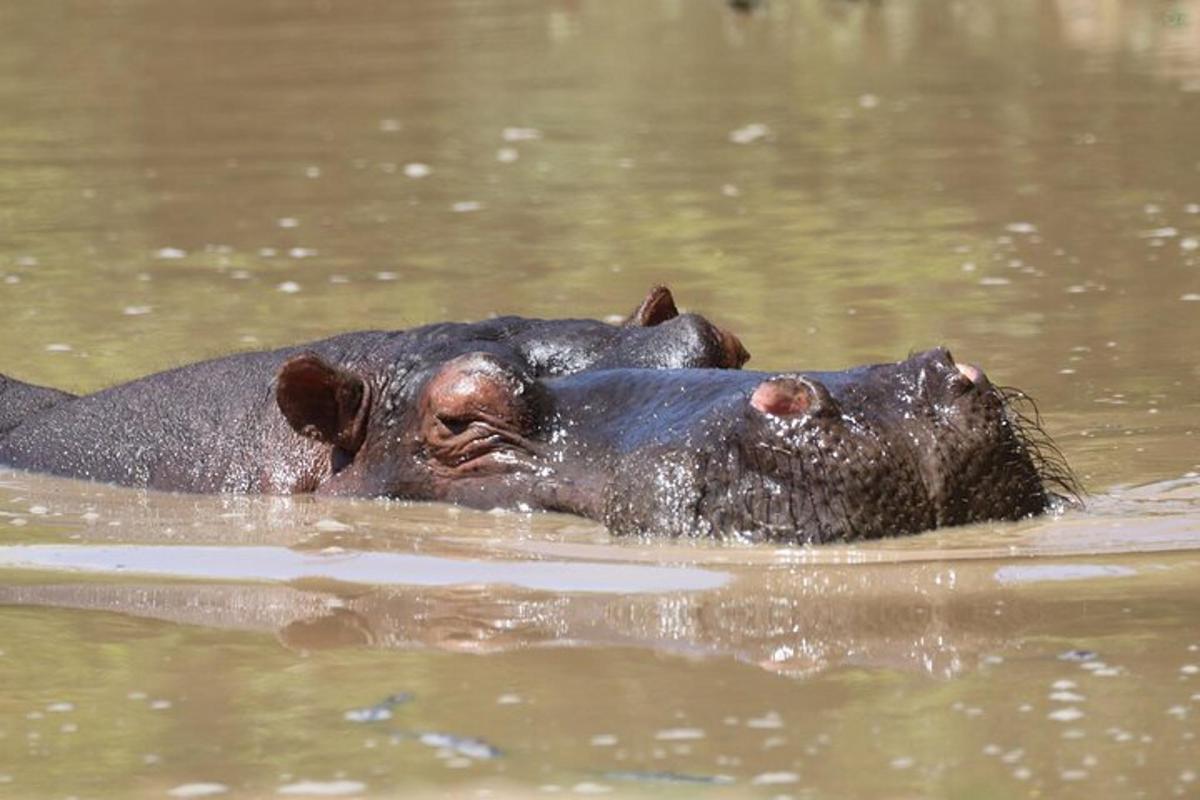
<box><xmin>0</xmin><ymin>287</ymin><xmax>1070</xmax><ymax>543</ymax></box>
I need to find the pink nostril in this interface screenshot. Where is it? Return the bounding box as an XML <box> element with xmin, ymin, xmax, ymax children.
<box><xmin>956</xmin><ymin>362</ymin><xmax>986</xmax><ymax>385</ymax></box>
<box><xmin>751</xmin><ymin>376</ymin><xmax>837</xmax><ymax>418</ymax></box>
<box><xmin>751</xmin><ymin>380</ymin><xmax>811</xmax><ymax>416</ymax></box>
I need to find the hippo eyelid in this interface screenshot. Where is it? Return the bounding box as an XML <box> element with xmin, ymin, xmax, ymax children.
<box><xmin>435</xmin><ymin>413</ymin><xmax>474</xmax><ymax>436</ymax></box>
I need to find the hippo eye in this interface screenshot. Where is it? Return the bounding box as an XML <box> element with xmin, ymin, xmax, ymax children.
<box><xmin>435</xmin><ymin>414</ymin><xmax>473</xmax><ymax>436</ymax></box>
<box><xmin>419</xmin><ymin>352</ymin><xmax>545</xmax><ymax>472</ymax></box>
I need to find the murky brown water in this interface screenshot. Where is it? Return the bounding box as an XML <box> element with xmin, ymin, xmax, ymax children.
<box><xmin>2</xmin><ymin>0</ymin><xmax>1200</xmax><ymax>797</ymax></box>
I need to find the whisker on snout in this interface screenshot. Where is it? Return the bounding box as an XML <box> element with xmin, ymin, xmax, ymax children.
<box><xmin>996</xmin><ymin>385</ymin><xmax>1082</xmax><ymax>509</ymax></box>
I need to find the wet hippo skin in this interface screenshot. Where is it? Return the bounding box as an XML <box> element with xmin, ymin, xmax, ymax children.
<box><xmin>0</xmin><ymin>287</ymin><xmax>1070</xmax><ymax>543</ymax></box>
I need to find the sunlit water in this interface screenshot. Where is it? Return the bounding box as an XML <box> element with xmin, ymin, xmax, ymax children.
<box><xmin>2</xmin><ymin>0</ymin><xmax>1200</xmax><ymax>797</ymax></box>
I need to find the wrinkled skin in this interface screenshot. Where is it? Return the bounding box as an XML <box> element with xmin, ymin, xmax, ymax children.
<box><xmin>0</xmin><ymin>287</ymin><xmax>1061</xmax><ymax>543</ymax></box>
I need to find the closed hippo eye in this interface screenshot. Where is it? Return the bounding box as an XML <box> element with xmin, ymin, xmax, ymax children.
<box><xmin>419</xmin><ymin>353</ymin><xmax>542</xmax><ymax>473</ymax></box>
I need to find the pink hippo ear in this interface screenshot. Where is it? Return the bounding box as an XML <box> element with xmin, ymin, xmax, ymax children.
<box><xmin>624</xmin><ymin>285</ymin><xmax>680</xmax><ymax>327</ymax></box>
<box><xmin>276</xmin><ymin>353</ymin><xmax>370</xmax><ymax>453</ymax></box>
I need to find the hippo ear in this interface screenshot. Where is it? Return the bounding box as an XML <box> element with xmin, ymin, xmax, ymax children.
<box><xmin>624</xmin><ymin>285</ymin><xmax>679</xmax><ymax>327</ymax></box>
<box><xmin>276</xmin><ymin>353</ymin><xmax>370</xmax><ymax>453</ymax></box>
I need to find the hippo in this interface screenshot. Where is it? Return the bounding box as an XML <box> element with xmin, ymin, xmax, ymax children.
<box><xmin>0</xmin><ymin>287</ymin><xmax>1071</xmax><ymax>543</ymax></box>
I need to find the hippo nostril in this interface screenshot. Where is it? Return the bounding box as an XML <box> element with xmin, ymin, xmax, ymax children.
<box><xmin>750</xmin><ymin>376</ymin><xmax>836</xmax><ymax>418</ymax></box>
<box><xmin>955</xmin><ymin>362</ymin><xmax>985</xmax><ymax>385</ymax></box>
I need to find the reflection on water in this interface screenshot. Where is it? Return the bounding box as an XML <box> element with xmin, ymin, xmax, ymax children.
<box><xmin>2</xmin><ymin>0</ymin><xmax>1200</xmax><ymax>797</ymax></box>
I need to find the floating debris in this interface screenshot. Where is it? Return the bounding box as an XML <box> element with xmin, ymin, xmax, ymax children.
<box><xmin>451</xmin><ymin>201</ymin><xmax>483</xmax><ymax>213</ymax></box>
<box><xmin>604</xmin><ymin>770</ymin><xmax>734</xmax><ymax>785</ymax></box>
<box><xmin>654</xmin><ymin>727</ymin><xmax>704</xmax><ymax>741</ymax></box>
<box><xmin>746</xmin><ymin>711</ymin><xmax>784</xmax><ymax>729</ymax></box>
<box><xmin>277</xmin><ymin>780</ymin><xmax>366</xmax><ymax>796</ymax></box>
<box><xmin>343</xmin><ymin>693</ymin><xmax>412</xmax><ymax>723</ymax></box>
<box><xmin>729</xmin><ymin>123</ymin><xmax>771</xmax><ymax>145</ymax></box>
<box><xmin>403</xmin><ymin>163</ymin><xmax>431</xmax><ymax>179</ymax></box>
<box><xmin>502</xmin><ymin>127</ymin><xmax>542</xmax><ymax>142</ymax></box>
<box><xmin>155</xmin><ymin>247</ymin><xmax>187</xmax><ymax>260</ymax></box>
<box><xmin>1048</xmin><ymin>708</ymin><xmax>1084</xmax><ymax>722</ymax></box>
<box><xmin>395</xmin><ymin>731</ymin><xmax>502</xmax><ymax>760</ymax></box>
<box><xmin>167</xmin><ymin>784</ymin><xmax>229</xmax><ymax>798</ymax></box>
<box><xmin>277</xmin><ymin>282</ymin><xmax>301</xmax><ymax>294</ymax></box>
<box><xmin>751</xmin><ymin>771</ymin><xmax>798</xmax><ymax>785</ymax></box>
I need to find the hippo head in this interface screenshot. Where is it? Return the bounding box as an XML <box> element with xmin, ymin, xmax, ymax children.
<box><xmin>276</xmin><ymin>335</ymin><xmax>1071</xmax><ymax>542</ymax></box>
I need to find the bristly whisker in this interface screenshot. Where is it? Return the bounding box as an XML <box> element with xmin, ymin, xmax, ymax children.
<box><xmin>997</xmin><ymin>384</ymin><xmax>1082</xmax><ymax>509</ymax></box>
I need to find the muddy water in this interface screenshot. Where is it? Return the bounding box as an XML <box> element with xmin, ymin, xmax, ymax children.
<box><xmin>1</xmin><ymin>0</ymin><xmax>1199</xmax><ymax>797</ymax></box>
